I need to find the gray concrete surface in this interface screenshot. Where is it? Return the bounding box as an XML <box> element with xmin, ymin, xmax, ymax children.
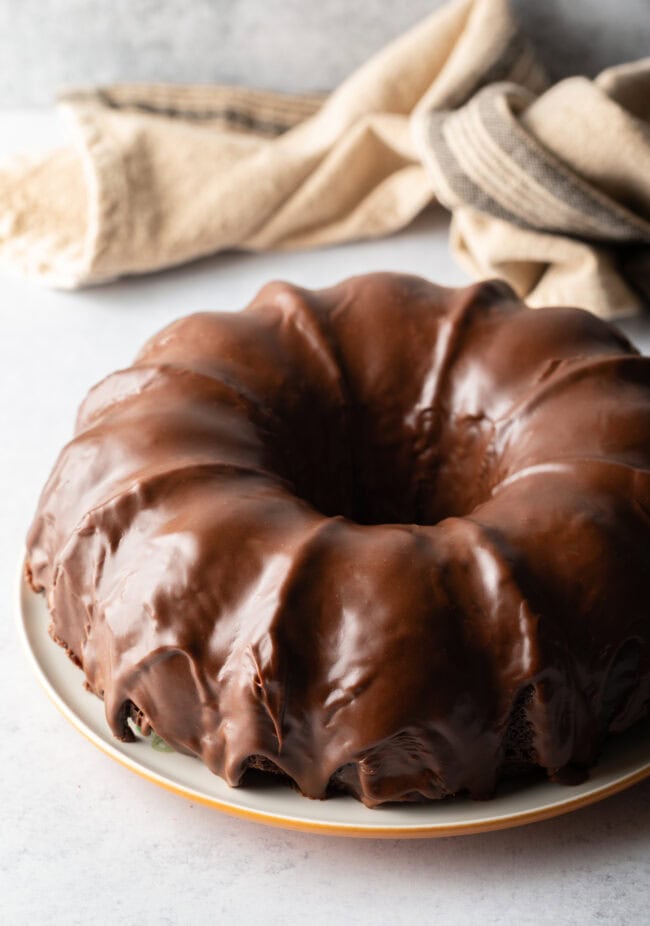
<box><xmin>0</xmin><ymin>0</ymin><xmax>649</xmax><ymax>106</ymax></box>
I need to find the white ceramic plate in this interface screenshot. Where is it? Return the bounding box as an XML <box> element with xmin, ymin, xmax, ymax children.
<box><xmin>18</xmin><ymin>562</ymin><xmax>650</xmax><ymax>838</ymax></box>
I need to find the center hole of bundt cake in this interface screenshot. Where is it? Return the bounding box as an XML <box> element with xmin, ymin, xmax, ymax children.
<box><xmin>284</xmin><ymin>419</ymin><xmax>472</xmax><ymax>527</ymax></box>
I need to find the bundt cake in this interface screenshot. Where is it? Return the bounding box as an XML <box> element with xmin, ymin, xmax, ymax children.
<box><xmin>26</xmin><ymin>273</ymin><xmax>650</xmax><ymax>806</ymax></box>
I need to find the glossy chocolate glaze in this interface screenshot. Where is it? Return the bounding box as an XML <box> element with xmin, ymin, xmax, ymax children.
<box><xmin>26</xmin><ymin>274</ymin><xmax>650</xmax><ymax>805</ymax></box>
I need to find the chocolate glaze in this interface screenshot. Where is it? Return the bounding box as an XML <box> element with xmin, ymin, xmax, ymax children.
<box><xmin>26</xmin><ymin>274</ymin><xmax>650</xmax><ymax>806</ymax></box>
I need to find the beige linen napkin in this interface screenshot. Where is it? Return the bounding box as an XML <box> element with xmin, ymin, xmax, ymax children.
<box><xmin>1</xmin><ymin>0</ymin><xmax>649</xmax><ymax>318</ymax></box>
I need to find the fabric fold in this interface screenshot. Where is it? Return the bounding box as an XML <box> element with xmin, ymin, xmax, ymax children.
<box><xmin>415</xmin><ymin>57</ymin><xmax>650</xmax><ymax>316</ymax></box>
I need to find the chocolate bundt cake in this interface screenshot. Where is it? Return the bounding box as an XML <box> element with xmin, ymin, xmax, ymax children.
<box><xmin>26</xmin><ymin>274</ymin><xmax>650</xmax><ymax>806</ymax></box>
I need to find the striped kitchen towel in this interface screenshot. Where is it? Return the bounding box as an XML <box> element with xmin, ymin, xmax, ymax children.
<box><xmin>1</xmin><ymin>0</ymin><xmax>649</xmax><ymax>317</ymax></box>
